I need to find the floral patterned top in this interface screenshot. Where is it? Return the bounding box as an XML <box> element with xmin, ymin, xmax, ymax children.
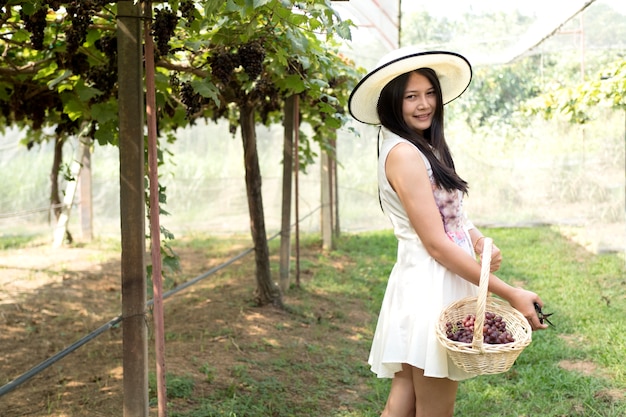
<box><xmin>432</xmin><ymin>185</ymin><xmax>472</xmax><ymax>249</ymax></box>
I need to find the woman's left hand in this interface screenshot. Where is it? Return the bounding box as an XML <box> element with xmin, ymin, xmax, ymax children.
<box><xmin>475</xmin><ymin>238</ymin><xmax>502</xmax><ymax>272</ymax></box>
<box><xmin>488</xmin><ymin>244</ymin><xmax>502</xmax><ymax>271</ymax></box>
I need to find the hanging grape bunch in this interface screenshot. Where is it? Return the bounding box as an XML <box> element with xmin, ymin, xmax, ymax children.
<box><xmin>151</xmin><ymin>7</ymin><xmax>179</xmax><ymax>57</ymax></box>
<box><xmin>95</xmin><ymin>33</ymin><xmax>118</xmax><ymax>61</ymax></box>
<box><xmin>287</xmin><ymin>58</ymin><xmax>304</xmax><ymax>76</ymax></box>
<box><xmin>85</xmin><ymin>64</ymin><xmax>117</xmax><ymax>101</ymax></box>
<box><xmin>209</xmin><ymin>51</ymin><xmax>241</xmax><ymax>84</ymax></box>
<box><xmin>20</xmin><ymin>7</ymin><xmax>48</xmax><ymax>50</ymax></box>
<box><xmin>66</xmin><ymin>1</ymin><xmax>93</xmax><ymax>54</ymax></box>
<box><xmin>82</xmin><ymin>33</ymin><xmax>119</xmax><ymax>102</ymax></box>
<box><xmin>252</xmin><ymin>77</ymin><xmax>281</xmax><ymax>123</ymax></box>
<box><xmin>179</xmin><ymin>0</ymin><xmax>196</xmax><ymax>24</ymax></box>
<box><xmin>446</xmin><ymin>312</ymin><xmax>516</xmax><ymax>344</ymax></box>
<box><xmin>252</xmin><ymin>77</ymin><xmax>279</xmax><ymax>100</ymax></box>
<box><xmin>56</xmin><ymin>51</ymin><xmax>90</xmax><ymax>77</ymax></box>
<box><xmin>169</xmin><ymin>73</ymin><xmax>181</xmax><ymax>94</ymax></box>
<box><xmin>237</xmin><ymin>41</ymin><xmax>266</xmax><ymax>80</ymax></box>
<box><xmin>180</xmin><ymin>81</ymin><xmax>202</xmax><ymax>119</ymax></box>
<box><xmin>45</xmin><ymin>0</ymin><xmax>62</xmax><ymax>10</ymax></box>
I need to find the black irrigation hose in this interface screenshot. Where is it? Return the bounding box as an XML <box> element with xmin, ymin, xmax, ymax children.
<box><xmin>0</xmin><ymin>206</ymin><xmax>321</xmax><ymax>398</ymax></box>
<box><xmin>153</xmin><ymin>245</ymin><xmax>255</xmax><ymax>306</ymax></box>
<box><xmin>0</xmin><ymin>315</ymin><xmax>123</xmax><ymax>397</ymax></box>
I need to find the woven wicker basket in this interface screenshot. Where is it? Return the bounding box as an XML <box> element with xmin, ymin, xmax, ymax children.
<box><xmin>436</xmin><ymin>238</ymin><xmax>532</xmax><ymax>375</ymax></box>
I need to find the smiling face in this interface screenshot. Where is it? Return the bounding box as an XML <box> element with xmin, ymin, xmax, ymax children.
<box><xmin>402</xmin><ymin>71</ymin><xmax>437</xmax><ymax>135</ymax></box>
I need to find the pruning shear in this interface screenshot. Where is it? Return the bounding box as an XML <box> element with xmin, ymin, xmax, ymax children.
<box><xmin>534</xmin><ymin>302</ymin><xmax>555</xmax><ymax>327</ymax></box>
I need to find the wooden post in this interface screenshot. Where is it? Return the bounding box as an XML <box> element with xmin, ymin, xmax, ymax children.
<box><xmin>144</xmin><ymin>3</ymin><xmax>168</xmax><ymax>415</ymax></box>
<box><xmin>117</xmin><ymin>2</ymin><xmax>149</xmax><ymax>416</ymax></box>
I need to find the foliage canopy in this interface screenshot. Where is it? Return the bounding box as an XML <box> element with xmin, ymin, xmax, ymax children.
<box><xmin>0</xmin><ymin>0</ymin><xmax>362</xmax><ymax>154</ymax></box>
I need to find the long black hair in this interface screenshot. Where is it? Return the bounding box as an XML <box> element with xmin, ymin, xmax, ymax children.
<box><xmin>377</xmin><ymin>68</ymin><xmax>468</xmax><ymax>194</ymax></box>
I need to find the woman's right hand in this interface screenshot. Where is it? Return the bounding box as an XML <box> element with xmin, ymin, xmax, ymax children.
<box><xmin>508</xmin><ymin>288</ymin><xmax>549</xmax><ymax>331</ymax></box>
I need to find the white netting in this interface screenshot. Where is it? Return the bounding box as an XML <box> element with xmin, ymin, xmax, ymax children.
<box><xmin>0</xmin><ymin>0</ymin><xmax>624</xmax><ymax>254</ymax></box>
<box><xmin>1</xmin><ymin>110</ymin><xmax>623</xmax><ymax>254</ymax></box>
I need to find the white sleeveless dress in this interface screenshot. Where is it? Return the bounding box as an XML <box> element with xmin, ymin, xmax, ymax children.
<box><xmin>368</xmin><ymin>127</ymin><xmax>479</xmax><ymax>381</ymax></box>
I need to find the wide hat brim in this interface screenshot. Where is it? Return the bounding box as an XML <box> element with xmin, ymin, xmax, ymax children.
<box><xmin>349</xmin><ymin>48</ymin><xmax>472</xmax><ymax>125</ymax></box>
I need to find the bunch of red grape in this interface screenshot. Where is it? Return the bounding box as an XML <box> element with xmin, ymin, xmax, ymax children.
<box><xmin>180</xmin><ymin>81</ymin><xmax>202</xmax><ymax>119</ymax></box>
<box><xmin>179</xmin><ymin>0</ymin><xmax>196</xmax><ymax>23</ymax></box>
<box><xmin>238</xmin><ymin>41</ymin><xmax>265</xmax><ymax>80</ymax></box>
<box><xmin>95</xmin><ymin>34</ymin><xmax>118</xmax><ymax>61</ymax></box>
<box><xmin>151</xmin><ymin>7</ymin><xmax>179</xmax><ymax>57</ymax></box>
<box><xmin>209</xmin><ymin>51</ymin><xmax>241</xmax><ymax>84</ymax></box>
<box><xmin>66</xmin><ymin>1</ymin><xmax>94</xmax><ymax>54</ymax></box>
<box><xmin>20</xmin><ymin>8</ymin><xmax>48</xmax><ymax>50</ymax></box>
<box><xmin>445</xmin><ymin>312</ymin><xmax>515</xmax><ymax>344</ymax></box>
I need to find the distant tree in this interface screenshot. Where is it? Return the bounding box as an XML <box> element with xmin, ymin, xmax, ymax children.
<box><xmin>400</xmin><ymin>4</ymin><xmax>626</xmax><ymax>132</ymax></box>
<box><xmin>524</xmin><ymin>58</ymin><xmax>626</xmax><ymax>124</ymax></box>
<box><xmin>400</xmin><ymin>11</ymin><xmax>453</xmax><ymax>48</ymax></box>
<box><xmin>401</xmin><ymin>9</ymin><xmax>532</xmax><ymax>54</ymax></box>
<box><xmin>550</xmin><ymin>3</ymin><xmax>626</xmax><ymax>54</ymax></box>
<box><xmin>452</xmin><ymin>59</ymin><xmax>544</xmax><ymax>131</ymax></box>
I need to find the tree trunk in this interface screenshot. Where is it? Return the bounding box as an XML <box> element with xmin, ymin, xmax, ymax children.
<box><xmin>279</xmin><ymin>96</ymin><xmax>295</xmax><ymax>293</ymax></box>
<box><xmin>50</xmin><ymin>137</ymin><xmax>73</xmax><ymax>244</ymax></box>
<box><xmin>50</xmin><ymin>137</ymin><xmax>63</xmax><ymax>220</ymax></box>
<box><xmin>239</xmin><ymin>104</ymin><xmax>283</xmax><ymax>307</ymax></box>
<box><xmin>53</xmin><ymin>139</ymin><xmax>90</xmax><ymax>247</ymax></box>
<box><xmin>79</xmin><ymin>139</ymin><xmax>93</xmax><ymax>241</ymax></box>
<box><xmin>331</xmin><ymin>136</ymin><xmax>340</xmax><ymax>237</ymax></box>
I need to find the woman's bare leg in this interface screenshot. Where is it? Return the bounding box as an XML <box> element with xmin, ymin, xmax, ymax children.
<box><xmin>380</xmin><ymin>364</ymin><xmax>458</xmax><ymax>417</ymax></box>
<box><xmin>411</xmin><ymin>367</ymin><xmax>458</xmax><ymax>417</ymax></box>
<box><xmin>381</xmin><ymin>364</ymin><xmax>415</xmax><ymax>417</ymax></box>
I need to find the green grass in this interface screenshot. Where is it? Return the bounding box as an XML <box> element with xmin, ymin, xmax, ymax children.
<box><xmin>2</xmin><ymin>227</ymin><xmax>624</xmax><ymax>416</ymax></box>
<box><xmin>451</xmin><ymin>227</ymin><xmax>626</xmax><ymax>417</ymax></box>
<box><xmin>149</xmin><ymin>372</ymin><xmax>196</xmax><ymax>404</ymax></box>
<box><xmin>161</xmin><ymin>227</ymin><xmax>626</xmax><ymax>417</ymax></box>
<box><xmin>0</xmin><ymin>233</ymin><xmax>44</xmax><ymax>249</ymax></box>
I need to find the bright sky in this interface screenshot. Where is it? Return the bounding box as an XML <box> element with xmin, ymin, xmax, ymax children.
<box><xmin>400</xmin><ymin>0</ymin><xmax>626</xmax><ymax>64</ymax></box>
<box><xmin>340</xmin><ymin>0</ymin><xmax>625</xmax><ymax>65</ymax></box>
<box><xmin>401</xmin><ymin>0</ymin><xmax>626</xmax><ymax>16</ymax></box>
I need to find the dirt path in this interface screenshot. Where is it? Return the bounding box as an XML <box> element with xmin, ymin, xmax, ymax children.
<box><xmin>0</xmin><ymin>240</ymin><xmax>373</xmax><ymax>416</ymax></box>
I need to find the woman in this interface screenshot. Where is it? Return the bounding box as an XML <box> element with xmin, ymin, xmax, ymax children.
<box><xmin>348</xmin><ymin>47</ymin><xmax>548</xmax><ymax>417</ymax></box>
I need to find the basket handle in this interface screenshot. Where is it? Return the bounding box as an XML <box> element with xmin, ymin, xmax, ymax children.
<box><xmin>472</xmin><ymin>237</ymin><xmax>493</xmax><ymax>352</ymax></box>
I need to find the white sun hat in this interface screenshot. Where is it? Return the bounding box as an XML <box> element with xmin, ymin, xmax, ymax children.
<box><xmin>349</xmin><ymin>47</ymin><xmax>472</xmax><ymax>125</ymax></box>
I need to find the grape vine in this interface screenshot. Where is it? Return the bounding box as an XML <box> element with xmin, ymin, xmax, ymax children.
<box><xmin>3</xmin><ymin>1</ymin><xmax>118</xmax><ymax>136</ymax></box>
